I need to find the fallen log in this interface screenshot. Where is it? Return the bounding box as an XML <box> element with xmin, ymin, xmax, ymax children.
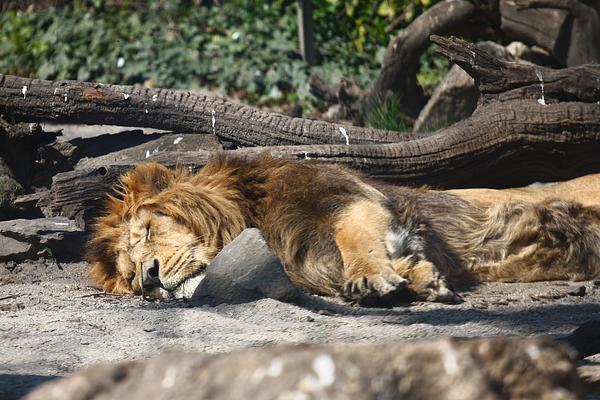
<box><xmin>10</xmin><ymin>36</ymin><xmax>600</xmax><ymax>224</ymax></box>
<box><xmin>0</xmin><ymin>75</ymin><xmax>412</xmax><ymax>147</ymax></box>
<box><xmin>34</xmin><ymin>100</ymin><xmax>600</xmax><ymax>224</ymax></box>
<box><xmin>430</xmin><ymin>35</ymin><xmax>600</xmax><ymax>106</ymax></box>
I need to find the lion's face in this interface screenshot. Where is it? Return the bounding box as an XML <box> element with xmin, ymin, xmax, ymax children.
<box><xmin>89</xmin><ymin>161</ymin><xmax>247</xmax><ymax>299</ymax></box>
<box><xmin>124</xmin><ymin>207</ymin><xmax>212</xmax><ymax>299</ymax></box>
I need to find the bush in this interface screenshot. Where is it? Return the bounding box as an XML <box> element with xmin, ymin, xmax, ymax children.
<box><xmin>0</xmin><ymin>0</ymin><xmax>447</xmax><ymax>117</ymax></box>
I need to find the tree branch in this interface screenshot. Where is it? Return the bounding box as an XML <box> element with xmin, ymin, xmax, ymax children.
<box><xmin>430</xmin><ymin>35</ymin><xmax>600</xmax><ymax>106</ymax></box>
<box><xmin>369</xmin><ymin>0</ymin><xmax>480</xmax><ymax>117</ymax></box>
<box><xmin>0</xmin><ymin>74</ymin><xmax>413</xmax><ymax>147</ymax></box>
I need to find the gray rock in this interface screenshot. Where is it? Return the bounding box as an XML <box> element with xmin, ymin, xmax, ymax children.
<box><xmin>0</xmin><ymin>218</ymin><xmax>85</xmax><ymax>262</ymax></box>
<box><xmin>191</xmin><ymin>228</ymin><xmax>303</xmax><ymax>305</ymax></box>
<box><xmin>560</xmin><ymin>319</ymin><xmax>600</xmax><ymax>359</ymax></box>
<box><xmin>24</xmin><ymin>337</ymin><xmax>584</xmax><ymax>400</ymax></box>
<box><xmin>567</xmin><ymin>284</ymin><xmax>586</xmax><ymax>297</ymax></box>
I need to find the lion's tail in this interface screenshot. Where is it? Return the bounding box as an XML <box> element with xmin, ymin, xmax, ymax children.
<box><xmin>460</xmin><ymin>199</ymin><xmax>600</xmax><ymax>282</ymax></box>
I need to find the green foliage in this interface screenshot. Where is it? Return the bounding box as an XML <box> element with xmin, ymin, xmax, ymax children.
<box><xmin>365</xmin><ymin>94</ymin><xmax>412</xmax><ymax>132</ymax></box>
<box><xmin>417</xmin><ymin>44</ymin><xmax>449</xmax><ymax>96</ymax></box>
<box><xmin>0</xmin><ymin>0</ymin><xmax>447</xmax><ymax>111</ymax></box>
<box><xmin>40</xmin><ymin>246</ymin><xmax>55</xmax><ymax>259</ymax></box>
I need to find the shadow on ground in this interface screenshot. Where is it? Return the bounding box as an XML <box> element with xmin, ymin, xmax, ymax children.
<box><xmin>0</xmin><ymin>374</ymin><xmax>57</xmax><ymax>400</ymax></box>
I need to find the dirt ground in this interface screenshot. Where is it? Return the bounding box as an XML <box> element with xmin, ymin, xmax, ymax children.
<box><xmin>1</xmin><ymin>259</ymin><xmax>599</xmax><ymax>399</ymax></box>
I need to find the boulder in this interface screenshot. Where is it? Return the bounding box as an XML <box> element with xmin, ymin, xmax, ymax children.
<box><xmin>187</xmin><ymin>228</ymin><xmax>303</xmax><ymax>305</ymax></box>
<box><xmin>567</xmin><ymin>284</ymin><xmax>586</xmax><ymax>297</ymax></box>
<box><xmin>25</xmin><ymin>337</ymin><xmax>583</xmax><ymax>400</ymax></box>
<box><xmin>0</xmin><ymin>217</ymin><xmax>85</xmax><ymax>262</ymax></box>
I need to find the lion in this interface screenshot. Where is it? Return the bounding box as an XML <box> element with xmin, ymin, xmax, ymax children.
<box><xmin>87</xmin><ymin>155</ymin><xmax>600</xmax><ymax>304</ymax></box>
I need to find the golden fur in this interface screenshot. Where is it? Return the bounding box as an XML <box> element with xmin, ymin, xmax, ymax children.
<box><xmin>88</xmin><ymin>155</ymin><xmax>600</xmax><ymax>303</ymax></box>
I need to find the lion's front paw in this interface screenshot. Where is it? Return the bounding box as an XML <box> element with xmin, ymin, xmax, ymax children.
<box><xmin>343</xmin><ymin>272</ymin><xmax>409</xmax><ymax>304</ymax></box>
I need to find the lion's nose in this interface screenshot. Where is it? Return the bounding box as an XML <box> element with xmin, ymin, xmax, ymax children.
<box><xmin>141</xmin><ymin>259</ymin><xmax>162</xmax><ymax>289</ymax></box>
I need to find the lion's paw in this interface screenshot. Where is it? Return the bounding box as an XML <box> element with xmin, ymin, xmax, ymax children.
<box><xmin>343</xmin><ymin>272</ymin><xmax>409</xmax><ymax>304</ymax></box>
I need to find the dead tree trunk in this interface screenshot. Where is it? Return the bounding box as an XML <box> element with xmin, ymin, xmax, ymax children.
<box><xmin>3</xmin><ymin>36</ymin><xmax>600</xmax><ymax>224</ymax></box>
<box><xmin>0</xmin><ymin>75</ymin><xmax>412</xmax><ymax>146</ymax></box>
<box><xmin>312</xmin><ymin>0</ymin><xmax>600</xmax><ymax>121</ymax></box>
<box><xmin>431</xmin><ymin>35</ymin><xmax>600</xmax><ymax>106</ymax></box>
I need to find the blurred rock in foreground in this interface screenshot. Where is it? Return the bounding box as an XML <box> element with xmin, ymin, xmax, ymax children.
<box><xmin>25</xmin><ymin>337</ymin><xmax>583</xmax><ymax>400</ymax></box>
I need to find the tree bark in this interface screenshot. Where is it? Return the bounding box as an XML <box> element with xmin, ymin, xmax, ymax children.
<box><xmin>7</xmin><ymin>36</ymin><xmax>600</xmax><ymax>225</ymax></box>
<box><xmin>430</xmin><ymin>35</ymin><xmax>600</xmax><ymax>106</ymax></box>
<box><xmin>0</xmin><ymin>75</ymin><xmax>413</xmax><ymax>147</ymax></box>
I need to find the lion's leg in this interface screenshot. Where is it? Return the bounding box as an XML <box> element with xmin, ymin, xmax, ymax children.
<box><xmin>392</xmin><ymin>257</ymin><xmax>461</xmax><ymax>303</ymax></box>
<box><xmin>334</xmin><ymin>200</ymin><xmax>408</xmax><ymax>302</ymax></box>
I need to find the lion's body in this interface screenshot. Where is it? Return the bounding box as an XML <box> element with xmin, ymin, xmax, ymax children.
<box><xmin>88</xmin><ymin>156</ymin><xmax>600</xmax><ymax>303</ymax></box>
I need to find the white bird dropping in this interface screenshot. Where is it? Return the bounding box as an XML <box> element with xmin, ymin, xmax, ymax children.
<box><xmin>338</xmin><ymin>126</ymin><xmax>350</xmax><ymax>145</ymax></box>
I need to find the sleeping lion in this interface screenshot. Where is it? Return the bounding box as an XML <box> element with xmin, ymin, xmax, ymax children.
<box><xmin>88</xmin><ymin>155</ymin><xmax>600</xmax><ymax>304</ymax></box>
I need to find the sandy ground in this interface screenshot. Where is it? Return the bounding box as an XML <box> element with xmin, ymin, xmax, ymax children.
<box><xmin>1</xmin><ymin>259</ymin><xmax>599</xmax><ymax>400</ymax></box>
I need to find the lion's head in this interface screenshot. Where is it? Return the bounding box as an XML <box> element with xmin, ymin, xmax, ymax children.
<box><xmin>87</xmin><ymin>161</ymin><xmax>246</xmax><ymax>299</ymax></box>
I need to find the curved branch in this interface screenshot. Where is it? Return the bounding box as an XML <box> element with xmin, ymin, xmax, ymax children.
<box><xmin>369</xmin><ymin>0</ymin><xmax>480</xmax><ymax>117</ymax></box>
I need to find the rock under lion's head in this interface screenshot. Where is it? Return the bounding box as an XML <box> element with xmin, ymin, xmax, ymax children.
<box><xmin>87</xmin><ymin>161</ymin><xmax>246</xmax><ymax>299</ymax></box>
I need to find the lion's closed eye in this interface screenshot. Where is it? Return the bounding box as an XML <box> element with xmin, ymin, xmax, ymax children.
<box><xmin>130</xmin><ymin>225</ymin><xmax>151</xmax><ymax>247</ymax></box>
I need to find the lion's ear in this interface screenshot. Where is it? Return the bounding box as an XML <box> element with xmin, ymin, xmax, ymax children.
<box><xmin>120</xmin><ymin>163</ymin><xmax>175</xmax><ymax>198</ymax></box>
